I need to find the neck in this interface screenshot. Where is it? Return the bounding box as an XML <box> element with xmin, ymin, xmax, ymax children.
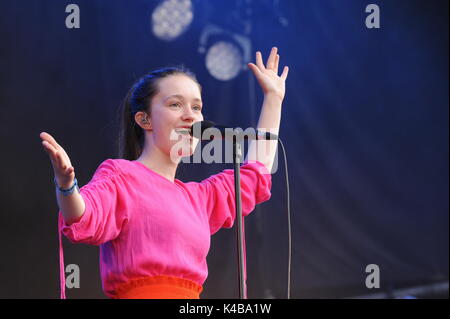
<box><xmin>135</xmin><ymin>137</ymin><xmax>180</xmax><ymax>183</ymax></box>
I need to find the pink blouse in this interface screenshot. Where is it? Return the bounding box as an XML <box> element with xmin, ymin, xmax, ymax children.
<box><xmin>58</xmin><ymin>159</ymin><xmax>272</xmax><ymax>298</ymax></box>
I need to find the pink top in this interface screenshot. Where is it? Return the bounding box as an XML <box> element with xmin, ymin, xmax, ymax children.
<box><xmin>58</xmin><ymin>159</ymin><xmax>272</xmax><ymax>298</ymax></box>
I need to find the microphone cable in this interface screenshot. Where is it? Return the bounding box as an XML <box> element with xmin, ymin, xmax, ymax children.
<box><xmin>277</xmin><ymin>137</ymin><xmax>291</xmax><ymax>299</ymax></box>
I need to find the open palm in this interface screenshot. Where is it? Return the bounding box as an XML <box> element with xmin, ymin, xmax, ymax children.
<box><xmin>248</xmin><ymin>47</ymin><xmax>289</xmax><ymax>101</ymax></box>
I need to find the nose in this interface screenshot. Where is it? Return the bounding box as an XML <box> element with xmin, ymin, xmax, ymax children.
<box><xmin>181</xmin><ymin>106</ymin><xmax>201</xmax><ymax>123</ymax></box>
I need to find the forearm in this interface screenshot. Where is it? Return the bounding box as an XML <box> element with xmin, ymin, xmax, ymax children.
<box><xmin>56</xmin><ymin>181</ymin><xmax>86</xmax><ymax>225</ymax></box>
<box><xmin>245</xmin><ymin>93</ymin><xmax>283</xmax><ymax>173</ymax></box>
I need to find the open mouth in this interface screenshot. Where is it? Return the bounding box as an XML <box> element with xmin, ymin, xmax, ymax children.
<box><xmin>174</xmin><ymin>128</ymin><xmax>192</xmax><ymax>136</ymax></box>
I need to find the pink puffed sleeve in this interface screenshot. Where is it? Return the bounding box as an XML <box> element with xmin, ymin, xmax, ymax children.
<box><xmin>58</xmin><ymin>159</ymin><xmax>129</xmax><ymax>246</ymax></box>
<box><xmin>198</xmin><ymin>160</ymin><xmax>272</xmax><ymax>235</ymax></box>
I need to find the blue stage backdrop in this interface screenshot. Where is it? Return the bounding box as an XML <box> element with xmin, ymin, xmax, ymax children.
<box><xmin>0</xmin><ymin>0</ymin><xmax>447</xmax><ymax>298</ymax></box>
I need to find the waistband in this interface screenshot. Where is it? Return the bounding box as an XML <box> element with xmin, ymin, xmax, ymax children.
<box><xmin>113</xmin><ymin>275</ymin><xmax>203</xmax><ymax>299</ymax></box>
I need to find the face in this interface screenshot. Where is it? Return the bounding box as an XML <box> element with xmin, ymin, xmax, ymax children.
<box><xmin>139</xmin><ymin>74</ymin><xmax>204</xmax><ymax>162</ymax></box>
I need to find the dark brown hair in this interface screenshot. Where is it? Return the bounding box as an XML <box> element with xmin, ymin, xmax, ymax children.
<box><xmin>116</xmin><ymin>66</ymin><xmax>201</xmax><ymax>160</ymax></box>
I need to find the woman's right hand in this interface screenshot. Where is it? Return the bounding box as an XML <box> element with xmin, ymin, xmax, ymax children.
<box><xmin>40</xmin><ymin>132</ymin><xmax>75</xmax><ymax>189</ymax></box>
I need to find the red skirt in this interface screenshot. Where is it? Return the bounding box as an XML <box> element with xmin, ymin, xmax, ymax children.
<box><xmin>113</xmin><ymin>275</ymin><xmax>203</xmax><ymax>299</ymax></box>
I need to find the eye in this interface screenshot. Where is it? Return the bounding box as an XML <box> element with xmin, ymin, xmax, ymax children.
<box><xmin>170</xmin><ymin>102</ymin><xmax>181</xmax><ymax>108</ymax></box>
<box><xmin>193</xmin><ymin>105</ymin><xmax>202</xmax><ymax>111</ymax></box>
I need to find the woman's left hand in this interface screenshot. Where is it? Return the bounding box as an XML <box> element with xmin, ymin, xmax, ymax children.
<box><xmin>248</xmin><ymin>47</ymin><xmax>289</xmax><ymax>101</ymax></box>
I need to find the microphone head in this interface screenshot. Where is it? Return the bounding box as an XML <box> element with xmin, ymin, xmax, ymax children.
<box><xmin>191</xmin><ymin>120</ymin><xmax>216</xmax><ymax>138</ymax></box>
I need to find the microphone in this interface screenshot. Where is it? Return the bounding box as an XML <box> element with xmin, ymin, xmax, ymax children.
<box><xmin>190</xmin><ymin>120</ymin><xmax>279</xmax><ymax>141</ymax></box>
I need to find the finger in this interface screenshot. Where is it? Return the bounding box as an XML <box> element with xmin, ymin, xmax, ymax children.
<box><xmin>266</xmin><ymin>47</ymin><xmax>278</xmax><ymax>70</ymax></box>
<box><xmin>281</xmin><ymin>66</ymin><xmax>289</xmax><ymax>81</ymax></box>
<box><xmin>42</xmin><ymin>140</ymin><xmax>59</xmax><ymax>164</ymax></box>
<box><xmin>42</xmin><ymin>140</ymin><xmax>70</xmax><ymax>176</ymax></box>
<box><xmin>248</xmin><ymin>63</ymin><xmax>262</xmax><ymax>78</ymax></box>
<box><xmin>274</xmin><ymin>54</ymin><xmax>280</xmax><ymax>74</ymax></box>
<box><xmin>56</xmin><ymin>150</ymin><xmax>68</xmax><ymax>171</ymax></box>
<box><xmin>40</xmin><ymin>132</ymin><xmax>61</xmax><ymax>151</ymax></box>
<box><xmin>63</xmin><ymin>165</ymin><xmax>74</xmax><ymax>176</ymax></box>
<box><xmin>42</xmin><ymin>140</ymin><xmax>57</xmax><ymax>154</ymax></box>
<box><xmin>57</xmin><ymin>145</ymin><xmax>71</xmax><ymax>166</ymax></box>
<box><xmin>41</xmin><ymin>132</ymin><xmax>72</xmax><ymax>167</ymax></box>
<box><xmin>255</xmin><ymin>51</ymin><xmax>265</xmax><ymax>70</ymax></box>
<box><xmin>47</xmin><ymin>143</ymin><xmax>67</xmax><ymax>170</ymax></box>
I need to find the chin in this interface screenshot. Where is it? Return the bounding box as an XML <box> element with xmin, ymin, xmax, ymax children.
<box><xmin>169</xmin><ymin>138</ymin><xmax>197</xmax><ymax>162</ymax></box>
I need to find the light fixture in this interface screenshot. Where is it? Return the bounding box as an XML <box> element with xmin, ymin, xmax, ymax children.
<box><xmin>151</xmin><ymin>0</ymin><xmax>194</xmax><ymax>41</ymax></box>
<box><xmin>198</xmin><ymin>24</ymin><xmax>251</xmax><ymax>81</ymax></box>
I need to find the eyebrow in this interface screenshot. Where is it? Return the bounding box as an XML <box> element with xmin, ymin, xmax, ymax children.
<box><xmin>164</xmin><ymin>94</ymin><xmax>202</xmax><ymax>103</ymax></box>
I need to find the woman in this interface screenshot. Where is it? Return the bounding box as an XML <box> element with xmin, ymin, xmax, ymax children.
<box><xmin>40</xmin><ymin>47</ymin><xmax>289</xmax><ymax>299</ymax></box>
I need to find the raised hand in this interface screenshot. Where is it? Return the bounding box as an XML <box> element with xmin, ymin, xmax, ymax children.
<box><xmin>40</xmin><ymin>132</ymin><xmax>75</xmax><ymax>189</ymax></box>
<box><xmin>247</xmin><ymin>47</ymin><xmax>289</xmax><ymax>101</ymax></box>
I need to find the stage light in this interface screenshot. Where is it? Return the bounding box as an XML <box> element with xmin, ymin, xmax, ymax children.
<box><xmin>205</xmin><ymin>41</ymin><xmax>243</xmax><ymax>81</ymax></box>
<box><xmin>151</xmin><ymin>0</ymin><xmax>193</xmax><ymax>41</ymax></box>
<box><xmin>198</xmin><ymin>23</ymin><xmax>251</xmax><ymax>81</ymax></box>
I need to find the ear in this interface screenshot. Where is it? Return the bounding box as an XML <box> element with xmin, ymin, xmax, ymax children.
<box><xmin>134</xmin><ymin>111</ymin><xmax>152</xmax><ymax>131</ymax></box>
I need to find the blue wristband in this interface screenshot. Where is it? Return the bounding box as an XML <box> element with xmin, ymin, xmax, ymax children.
<box><xmin>54</xmin><ymin>177</ymin><xmax>79</xmax><ymax>196</ymax></box>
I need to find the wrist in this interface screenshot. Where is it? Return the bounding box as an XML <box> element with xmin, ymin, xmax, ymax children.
<box><xmin>55</xmin><ymin>178</ymin><xmax>73</xmax><ymax>189</ymax></box>
<box><xmin>262</xmin><ymin>94</ymin><xmax>284</xmax><ymax>111</ymax></box>
<box><xmin>263</xmin><ymin>92</ymin><xmax>284</xmax><ymax>104</ymax></box>
<box><xmin>54</xmin><ymin>177</ymin><xmax>79</xmax><ymax>196</ymax></box>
